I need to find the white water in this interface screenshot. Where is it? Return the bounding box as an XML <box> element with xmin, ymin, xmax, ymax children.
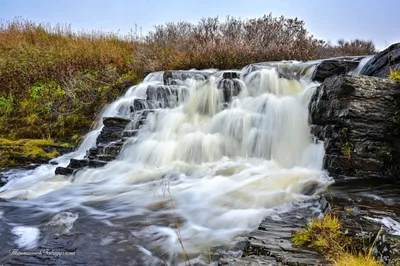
<box><xmin>0</xmin><ymin>63</ymin><xmax>333</xmax><ymax>263</ymax></box>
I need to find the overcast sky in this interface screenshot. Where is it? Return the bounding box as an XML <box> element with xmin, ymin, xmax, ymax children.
<box><xmin>0</xmin><ymin>0</ymin><xmax>398</xmax><ymax>50</ymax></box>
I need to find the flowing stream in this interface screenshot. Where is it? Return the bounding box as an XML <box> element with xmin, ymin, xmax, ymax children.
<box><xmin>0</xmin><ymin>63</ymin><xmax>342</xmax><ymax>265</ymax></box>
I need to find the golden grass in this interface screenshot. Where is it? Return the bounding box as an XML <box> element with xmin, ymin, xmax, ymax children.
<box><xmin>390</xmin><ymin>68</ymin><xmax>400</xmax><ymax>81</ymax></box>
<box><xmin>333</xmin><ymin>253</ymin><xmax>383</xmax><ymax>266</ymax></box>
<box><xmin>292</xmin><ymin>212</ymin><xmax>383</xmax><ymax>265</ymax></box>
<box><xmin>0</xmin><ymin>17</ymin><xmax>377</xmax><ymax>143</ymax></box>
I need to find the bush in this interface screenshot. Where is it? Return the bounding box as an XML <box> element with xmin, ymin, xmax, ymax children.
<box><xmin>0</xmin><ymin>16</ymin><xmax>377</xmax><ymax>143</ymax></box>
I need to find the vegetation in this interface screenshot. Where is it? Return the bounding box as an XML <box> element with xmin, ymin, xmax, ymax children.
<box><xmin>0</xmin><ymin>16</ymin><xmax>377</xmax><ymax>166</ymax></box>
<box><xmin>292</xmin><ymin>212</ymin><xmax>383</xmax><ymax>265</ymax></box>
<box><xmin>390</xmin><ymin>68</ymin><xmax>400</xmax><ymax>81</ymax></box>
<box><xmin>0</xmin><ymin>138</ymin><xmax>73</xmax><ymax>167</ymax></box>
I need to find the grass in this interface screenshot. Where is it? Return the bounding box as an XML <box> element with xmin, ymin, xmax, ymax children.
<box><xmin>292</xmin><ymin>212</ymin><xmax>383</xmax><ymax>265</ymax></box>
<box><xmin>390</xmin><ymin>68</ymin><xmax>400</xmax><ymax>81</ymax></box>
<box><xmin>0</xmin><ymin>17</ymin><xmax>377</xmax><ymax>153</ymax></box>
<box><xmin>0</xmin><ymin>138</ymin><xmax>73</xmax><ymax>167</ymax></box>
<box><xmin>333</xmin><ymin>252</ymin><xmax>383</xmax><ymax>266</ymax></box>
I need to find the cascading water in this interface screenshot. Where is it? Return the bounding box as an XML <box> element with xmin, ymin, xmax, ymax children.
<box><xmin>0</xmin><ymin>62</ymin><xmax>334</xmax><ymax>265</ymax></box>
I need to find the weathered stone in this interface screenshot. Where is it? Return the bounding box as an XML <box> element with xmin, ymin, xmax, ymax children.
<box><xmin>222</xmin><ymin>71</ymin><xmax>240</xmax><ymax>79</ymax></box>
<box><xmin>309</xmin><ymin>75</ymin><xmax>400</xmax><ymax>182</ymax></box>
<box><xmin>55</xmin><ymin>167</ymin><xmax>75</xmax><ymax>176</ymax></box>
<box><xmin>361</xmin><ymin>42</ymin><xmax>400</xmax><ymax>78</ymax></box>
<box><xmin>97</xmin><ymin>117</ymin><xmax>131</xmax><ymax>145</ymax></box>
<box><xmin>217</xmin><ymin>79</ymin><xmax>242</xmax><ymax>102</ymax></box>
<box><xmin>88</xmin><ymin>159</ymin><xmax>108</xmax><ymax>168</ymax></box>
<box><xmin>163</xmin><ymin>70</ymin><xmax>210</xmax><ymax>85</ymax></box>
<box><xmin>122</xmin><ymin>130</ymin><xmax>138</xmax><ymax>138</ymax></box>
<box><xmin>239</xmin><ymin>202</ymin><xmax>330</xmax><ymax>266</ymax></box>
<box><xmin>68</xmin><ymin>159</ymin><xmax>89</xmax><ymax>169</ymax></box>
<box><xmin>312</xmin><ymin>59</ymin><xmax>360</xmax><ymax>82</ymax></box>
<box><xmin>102</xmin><ymin>117</ymin><xmax>131</xmax><ymax>128</ymax></box>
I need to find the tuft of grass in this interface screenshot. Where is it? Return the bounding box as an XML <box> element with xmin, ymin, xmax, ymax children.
<box><xmin>333</xmin><ymin>252</ymin><xmax>383</xmax><ymax>266</ymax></box>
<box><xmin>292</xmin><ymin>213</ymin><xmax>349</xmax><ymax>258</ymax></box>
<box><xmin>292</xmin><ymin>212</ymin><xmax>383</xmax><ymax>265</ymax></box>
<box><xmin>390</xmin><ymin>68</ymin><xmax>400</xmax><ymax>81</ymax></box>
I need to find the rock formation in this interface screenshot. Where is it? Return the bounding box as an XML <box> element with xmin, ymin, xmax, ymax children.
<box><xmin>309</xmin><ymin>75</ymin><xmax>400</xmax><ymax>182</ymax></box>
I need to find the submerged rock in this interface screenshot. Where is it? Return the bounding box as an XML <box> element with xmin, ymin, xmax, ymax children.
<box><xmin>361</xmin><ymin>42</ymin><xmax>400</xmax><ymax>78</ymax></box>
<box><xmin>309</xmin><ymin>75</ymin><xmax>400</xmax><ymax>182</ymax></box>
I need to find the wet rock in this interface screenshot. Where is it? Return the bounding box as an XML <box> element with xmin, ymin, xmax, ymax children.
<box><xmin>309</xmin><ymin>75</ymin><xmax>400</xmax><ymax>182</ymax></box>
<box><xmin>222</xmin><ymin>71</ymin><xmax>240</xmax><ymax>79</ymax></box>
<box><xmin>88</xmin><ymin>159</ymin><xmax>108</xmax><ymax>168</ymax></box>
<box><xmin>55</xmin><ymin>167</ymin><xmax>75</xmax><ymax>176</ymax></box>
<box><xmin>235</xmin><ymin>202</ymin><xmax>330</xmax><ymax>266</ymax></box>
<box><xmin>102</xmin><ymin>117</ymin><xmax>131</xmax><ymax>128</ymax></box>
<box><xmin>97</xmin><ymin>117</ymin><xmax>131</xmax><ymax>145</ymax></box>
<box><xmin>312</xmin><ymin>59</ymin><xmax>360</xmax><ymax>82</ymax></box>
<box><xmin>129</xmin><ymin>98</ymin><xmax>150</xmax><ymax>113</ymax></box>
<box><xmin>219</xmin><ymin>255</ymin><xmax>278</xmax><ymax>265</ymax></box>
<box><xmin>163</xmin><ymin>70</ymin><xmax>210</xmax><ymax>85</ymax></box>
<box><xmin>122</xmin><ymin>130</ymin><xmax>138</xmax><ymax>138</ymax></box>
<box><xmin>218</xmin><ymin>79</ymin><xmax>242</xmax><ymax>102</ymax></box>
<box><xmin>68</xmin><ymin>159</ymin><xmax>88</xmax><ymax>169</ymax></box>
<box><xmin>361</xmin><ymin>42</ymin><xmax>400</xmax><ymax>78</ymax></box>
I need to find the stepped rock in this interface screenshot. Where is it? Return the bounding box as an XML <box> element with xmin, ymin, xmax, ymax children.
<box><xmin>309</xmin><ymin>75</ymin><xmax>400</xmax><ymax>182</ymax></box>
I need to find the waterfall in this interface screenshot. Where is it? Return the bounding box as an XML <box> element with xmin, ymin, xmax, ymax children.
<box><xmin>0</xmin><ymin>62</ymin><xmax>334</xmax><ymax>264</ymax></box>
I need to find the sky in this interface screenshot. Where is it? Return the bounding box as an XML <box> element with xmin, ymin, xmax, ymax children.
<box><xmin>0</xmin><ymin>0</ymin><xmax>398</xmax><ymax>50</ymax></box>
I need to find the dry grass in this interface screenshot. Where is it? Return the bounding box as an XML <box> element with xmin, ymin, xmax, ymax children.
<box><xmin>292</xmin><ymin>212</ymin><xmax>383</xmax><ymax>265</ymax></box>
<box><xmin>0</xmin><ymin>16</ymin><xmax>377</xmax><ymax>144</ymax></box>
<box><xmin>390</xmin><ymin>68</ymin><xmax>400</xmax><ymax>81</ymax></box>
<box><xmin>333</xmin><ymin>253</ymin><xmax>383</xmax><ymax>266</ymax></box>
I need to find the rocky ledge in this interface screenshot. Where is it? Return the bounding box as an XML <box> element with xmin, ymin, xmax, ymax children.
<box><xmin>309</xmin><ymin>75</ymin><xmax>400</xmax><ymax>182</ymax></box>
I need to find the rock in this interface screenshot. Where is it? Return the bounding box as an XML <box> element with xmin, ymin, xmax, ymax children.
<box><xmin>361</xmin><ymin>42</ymin><xmax>400</xmax><ymax>78</ymax></box>
<box><xmin>68</xmin><ymin>159</ymin><xmax>89</xmax><ymax>169</ymax></box>
<box><xmin>235</xmin><ymin>201</ymin><xmax>330</xmax><ymax>266</ymax></box>
<box><xmin>146</xmin><ymin>85</ymin><xmax>177</xmax><ymax>108</ymax></box>
<box><xmin>222</xmin><ymin>71</ymin><xmax>240</xmax><ymax>79</ymax></box>
<box><xmin>97</xmin><ymin>117</ymin><xmax>131</xmax><ymax>145</ymax></box>
<box><xmin>55</xmin><ymin>167</ymin><xmax>75</xmax><ymax>176</ymax></box>
<box><xmin>309</xmin><ymin>75</ymin><xmax>400</xmax><ymax>182</ymax></box>
<box><xmin>312</xmin><ymin>59</ymin><xmax>360</xmax><ymax>82</ymax></box>
<box><xmin>88</xmin><ymin>159</ymin><xmax>108</xmax><ymax>168</ymax></box>
<box><xmin>217</xmin><ymin>79</ymin><xmax>242</xmax><ymax>102</ymax></box>
<box><xmin>102</xmin><ymin>117</ymin><xmax>131</xmax><ymax>128</ymax></box>
<box><xmin>163</xmin><ymin>70</ymin><xmax>210</xmax><ymax>85</ymax></box>
<box><xmin>122</xmin><ymin>130</ymin><xmax>138</xmax><ymax>138</ymax></box>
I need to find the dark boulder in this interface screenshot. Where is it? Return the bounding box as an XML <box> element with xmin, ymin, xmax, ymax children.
<box><xmin>68</xmin><ymin>159</ymin><xmax>89</xmax><ymax>169</ymax></box>
<box><xmin>97</xmin><ymin>117</ymin><xmax>131</xmax><ymax>145</ymax></box>
<box><xmin>360</xmin><ymin>42</ymin><xmax>400</xmax><ymax>78</ymax></box>
<box><xmin>222</xmin><ymin>71</ymin><xmax>240</xmax><ymax>79</ymax></box>
<box><xmin>217</xmin><ymin>79</ymin><xmax>241</xmax><ymax>103</ymax></box>
<box><xmin>55</xmin><ymin>167</ymin><xmax>75</xmax><ymax>176</ymax></box>
<box><xmin>102</xmin><ymin>117</ymin><xmax>131</xmax><ymax>128</ymax></box>
<box><xmin>309</xmin><ymin>75</ymin><xmax>400</xmax><ymax>182</ymax></box>
<box><xmin>311</xmin><ymin>59</ymin><xmax>360</xmax><ymax>82</ymax></box>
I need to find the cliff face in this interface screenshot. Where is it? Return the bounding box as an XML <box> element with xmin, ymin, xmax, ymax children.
<box><xmin>309</xmin><ymin>75</ymin><xmax>400</xmax><ymax>182</ymax></box>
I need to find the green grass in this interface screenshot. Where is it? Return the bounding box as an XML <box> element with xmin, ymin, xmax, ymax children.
<box><xmin>0</xmin><ymin>138</ymin><xmax>73</xmax><ymax>167</ymax></box>
<box><xmin>390</xmin><ymin>68</ymin><xmax>400</xmax><ymax>81</ymax></box>
<box><xmin>292</xmin><ymin>212</ymin><xmax>383</xmax><ymax>265</ymax></box>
